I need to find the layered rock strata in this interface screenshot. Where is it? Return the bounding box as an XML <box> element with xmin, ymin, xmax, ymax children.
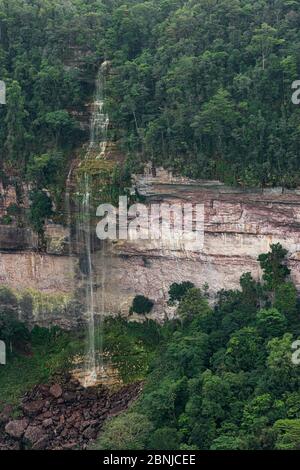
<box><xmin>1</xmin><ymin>173</ymin><xmax>300</xmax><ymax>324</ymax></box>
<box><xmin>92</xmin><ymin>176</ymin><xmax>300</xmax><ymax>321</ymax></box>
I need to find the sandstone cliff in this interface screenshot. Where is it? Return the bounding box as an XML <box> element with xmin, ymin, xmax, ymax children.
<box><xmin>91</xmin><ymin>171</ymin><xmax>300</xmax><ymax>322</ymax></box>
<box><xmin>1</xmin><ymin>169</ymin><xmax>300</xmax><ymax>325</ymax></box>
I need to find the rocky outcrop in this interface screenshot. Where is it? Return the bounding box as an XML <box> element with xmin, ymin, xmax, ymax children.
<box><xmin>0</xmin><ymin>377</ymin><xmax>142</xmax><ymax>450</ymax></box>
<box><xmin>0</xmin><ymin>252</ymin><xmax>75</xmax><ymax>293</ymax></box>
<box><xmin>90</xmin><ymin>175</ymin><xmax>300</xmax><ymax>322</ymax></box>
<box><xmin>0</xmin><ymin>226</ymin><xmax>35</xmax><ymax>251</ymax></box>
<box><xmin>1</xmin><ymin>168</ymin><xmax>300</xmax><ymax>325</ymax></box>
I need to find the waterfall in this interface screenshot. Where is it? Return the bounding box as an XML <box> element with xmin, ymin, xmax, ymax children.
<box><xmin>82</xmin><ymin>63</ymin><xmax>110</xmax><ymax>386</ymax></box>
<box><xmin>88</xmin><ymin>62</ymin><xmax>109</xmax><ymax>158</ymax></box>
<box><xmin>82</xmin><ymin>174</ymin><xmax>97</xmax><ymax>384</ymax></box>
<box><xmin>66</xmin><ymin>62</ymin><xmax>110</xmax><ymax>387</ymax></box>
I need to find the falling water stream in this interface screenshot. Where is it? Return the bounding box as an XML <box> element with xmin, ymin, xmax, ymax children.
<box><xmin>88</xmin><ymin>63</ymin><xmax>110</xmax><ymax>157</ymax></box>
<box><xmin>66</xmin><ymin>62</ymin><xmax>111</xmax><ymax>387</ymax></box>
<box><xmin>83</xmin><ymin>63</ymin><xmax>110</xmax><ymax>386</ymax></box>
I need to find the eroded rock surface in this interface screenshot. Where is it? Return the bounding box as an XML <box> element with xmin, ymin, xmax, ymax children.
<box><xmin>92</xmin><ymin>179</ymin><xmax>300</xmax><ymax>321</ymax></box>
<box><xmin>1</xmin><ymin>173</ymin><xmax>300</xmax><ymax>325</ymax></box>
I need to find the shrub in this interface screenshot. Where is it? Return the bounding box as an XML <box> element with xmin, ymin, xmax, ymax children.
<box><xmin>28</xmin><ymin>189</ymin><xmax>53</xmax><ymax>234</ymax></box>
<box><xmin>0</xmin><ymin>215</ymin><xmax>13</xmax><ymax>225</ymax></box>
<box><xmin>7</xmin><ymin>203</ymin><xmax>22</xmax><ymax>217</ymax></box>
<box><xmin>0</xmin><ymin>286</ymin><xmax>18</xmax><ymax>309</ymax></box>
<box><xmin>0</xmin><ymin>312</ymin><xmax>30</xmax><ymax>355</ymax></box>
<box><xmin>130</xmin><ymin>295</ymin><xmax>154</xmax><ymax>315</ymax></box>
<box><xmin>168</xmin><ymin>282</ymin><xmax>195</xmax><ymax>304</ymax></box>
<box><xmin>148</xmin><ymin>427</ymin><xmax>180</xmax><ymax>450</ymax></box>
<box><xmin>94</xmin><ymin>412</ymin><xmax>153</xmax><ymax>450</ymax></box>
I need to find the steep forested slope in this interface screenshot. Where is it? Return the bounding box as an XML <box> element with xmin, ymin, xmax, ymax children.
<box><xmin>95</xmin><ymin>245</ymin><xmax>300</xmax><ymax>450</ymax></box>
<box><xmin>104</xmin><ymin>0</ymin><xmax>300</xmax><ymax>186</ymax></box>
<box><xmin>1</xmin><ymin>0</ymin><xmax>300</xmax><ymax>200</ymax></box>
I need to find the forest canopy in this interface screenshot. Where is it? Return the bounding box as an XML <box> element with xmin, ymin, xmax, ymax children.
<box><xmin>1</xmin><ymin>0</ymin><xmax>300</xmax><ymax>190</ymax></box>
<box><xmin>95</xmin><ymin>244</ymin><xmax>300</xmax><ymax>450</ymax></box>
<box><xmin>0</xmin><ymin>0</ymin><xmax>300</xmax><ymax>218</ymax></box>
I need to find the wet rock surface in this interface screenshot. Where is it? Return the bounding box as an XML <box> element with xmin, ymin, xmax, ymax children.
<box><xmin>0</xmin><ymin>375</ymin><xmax>142</xmax><ymax>450</ymax></box>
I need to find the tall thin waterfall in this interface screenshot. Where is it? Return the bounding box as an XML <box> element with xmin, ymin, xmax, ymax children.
<box><xmin>80</xmin><ymin>63</ymin><xmax>109</xmax><ymax>386</ymax></box>
<box><xmin>82</xmin><ymin>174</ymin><xmax>97</xmax><ymax>384</ymax></box>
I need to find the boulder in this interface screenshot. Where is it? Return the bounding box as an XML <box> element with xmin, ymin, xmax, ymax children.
<box><xmin>0</xmin><ymin>441</ymin><xmax>21</xmax><ymax>450</ymax></box>
<box><xmin>0</xmin><ymin>377</ymin><xmax>142</xmax><ymax>451</ymax></box>
<box><xmin>24</xmin><ymin>425</ymin><xmax>47</xmax><ymax>445</ymax></box>
<box><xmin>82</xmin><ymin>426</ymin><xmax>97</xmax><ymax>440</ymax></box>
<box><xmin>5</xmin><ymin>418</ymin><xmax>29</xmax><ymax>439</ymax></box>
<box><xmin>62</xmin><ymin>441</ymin><xmax>77</xmax><ymax>450</ymax></box>
<box><xmin>32</xmin><ymin>435</ymin><xmax>49</xmax><ymax>450</ymax></box>
<box><xmin>22</xmin><ymin>400</ymin><xmax>45</xmax><ymax>416</ymax></box>
<box><xmin>63</xmin><ymin>391</ymin><xmax>76</xmax><ymax>403</ymax></box>
<box><xmin>42</xmin><ymin>418</ymin><xmax>53</xmax><ymax>429</ymax></box>
<box><xmin>0</xmin><ymin>404</ymin><xmax>13</xmax><ymax>424</ymax></box>
<box><xmin>49</xmin><ymin>384</ymin><xmax>63</xmax><ymax>399</ymax></box>
<box><xmin>38</xmin><ymin>385</ymin><xmax>50</xmax><ymax>396</ymax></box>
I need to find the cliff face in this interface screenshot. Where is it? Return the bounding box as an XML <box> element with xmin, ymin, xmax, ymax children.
<box><xmin>0</xmin><ymin>251</ymin><xmax>74</xmax><ymax>293</ymax></box>
<box><xmin>92</xmin><ymin>172</ymin><xmax>300</xmax><ymax>322</ymax></box>
<box><xmin>1</xmin><ymin>171</ymin><xmax>300</xmax><ymax>326</ymax></box>
<box><xmin>0</xmin><ymin>178</ymin><xmax>75</xmax><ymax>294</ymax></box>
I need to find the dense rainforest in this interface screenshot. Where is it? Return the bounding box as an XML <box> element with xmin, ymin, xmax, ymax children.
<box><xmin>1</xmin><ymin>0</ymin><xmax>300</xmax><ymax>452</ymax></box>
<box><xmin>1</xmin><ymin>0</ymin><xmax>300</xmax><ymax>207</ymax></box>
<box><xmin>1</xmin><ymin>244</ymin><xmax>300</xmax><ymax>450</ymax></box>
<box><xmin>94</xmin><ymin>244</ymin><xmax>300</xmax><ymax>450</ymax></box>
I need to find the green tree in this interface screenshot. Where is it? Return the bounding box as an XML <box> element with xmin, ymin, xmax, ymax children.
<box><xmin>137</xmin><ymin>378</ymin><xmax>180</xmax><ymax>428</ymax></box>
<box><xmin>148</xmin><ymin>427</ymin><xmax>180</xmax><ymax>450</ymax></box>
<box><xmin>258</xmin><ymin>244</ymin><xmax>291</xmax><ymax>292</ymax></box>
<box><xmin>249</xmin><ymin>23</ymin><xmax>285</xmax><ymax>70</ymax></box>
<box><xmin>41</xmin><ymin>110</ymin><xmax>77</xmax><ymax>145</ymax></box>
<box><xmin>242</xmin><ymin>393</ymin><xmax>284</xmax><ymax>448</ymax></box>
<box><xmin>130</xmin><ymin>295</ymin><xmax>154</xmax><ymax>315</ymax></box>
<box><xmin>239</xmin><ymin>272</ymin><xmax>262</xmax><ymax>310</ymax></box>
<box><xmin>168</xmin><ymin>282</ymin><xmax>195</xmax><ymax>305</ymax></box>
<box><xmin>210</xmin><ymin>435</ymin><xmax>246</xmax><ymax>450</ymax></box>
<box><xmin>274</xmin><ymin>282</ymin><xmax>298</xmax><ymax>320</ymax></box>
<box><xmin>225</xmin><ymin>327</ymin><xmax>264</xmax><ymax>372</ymax></box>
<box><xmin>94</xmin><ymin>412</ymin><xmax>153</xmax><ymax>450</ymax></box>
<box><xmin>165</xmin><ymin>332</ymin><xmax>209</xmax><ymax>377</ymax></box>
<box><xmin>28</xmin><ymin>190</ymin><xmax>53</xmax><ymax>247</ymax></box>
<box><xmin>26</xmin><ymin>152</ymin><xmax>64</xmax><ymax>189</ymax></box>
<box><xmin>273</xmin><ymin>419</ymin><xmax>300</xmax><ymax>450</ymax></box>
<box><xmin>256</xmin><ymin>308</ymin><xmax>287</xmax><ymax>339</ymax></box>
<box><xmin>4</xmin><ymin>80</ymin><xmax>27</xmax><ymax>167</ymax></box>
<box><xmin>266</xmin><ymin>334</ymin><xmax>298</xmax><ymax>394</ymax></box>
<box><xmin>178</xmin><ymin>288</ymin><xmax>211</xmax><ymax>323</ymax></box>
